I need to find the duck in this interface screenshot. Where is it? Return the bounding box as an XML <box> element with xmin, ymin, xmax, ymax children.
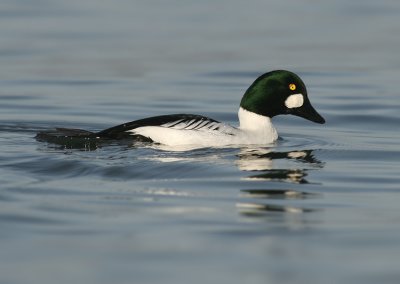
<box><xmin>37</xmin><ymin>70</ymin><xmax>325</xmax><ymax>147</ymax></box>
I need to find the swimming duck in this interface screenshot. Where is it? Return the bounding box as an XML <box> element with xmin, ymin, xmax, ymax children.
<box><xmin>37</xmin><ymin>70</ymin><xmax>325</xmax><ymax>147</ymax></box>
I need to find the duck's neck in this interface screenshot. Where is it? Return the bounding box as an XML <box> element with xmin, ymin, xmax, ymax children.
<box><xmin>238</xmin><ymin>107</ymin><xmax>278</xmax><ymax>141</ymax></box>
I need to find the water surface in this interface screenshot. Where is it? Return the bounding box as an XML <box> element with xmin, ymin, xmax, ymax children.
<box><xmin>1</xmin><ymin>1</ymin><xmax>400</xmax><ymax>284</ymax></box>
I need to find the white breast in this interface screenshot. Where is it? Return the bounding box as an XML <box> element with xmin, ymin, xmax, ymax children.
<box><xmin>238</xmin><ymin>107</ymin><xmax>278</xmax><ymax>143</ymax></box>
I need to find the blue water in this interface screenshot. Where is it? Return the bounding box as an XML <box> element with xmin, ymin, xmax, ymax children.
<box><xmin>1</xmin><ymin>1</ymin><xmax>400</xmax><ymax>283</ymax></box>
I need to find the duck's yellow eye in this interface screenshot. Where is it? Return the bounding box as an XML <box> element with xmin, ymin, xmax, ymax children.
<box><xmin>289</xmin><ymin>83</ymin><xmax>296</xmax><ymax>91</ymax></box>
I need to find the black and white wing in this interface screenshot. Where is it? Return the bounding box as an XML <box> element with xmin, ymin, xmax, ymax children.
<box><xmin>96</xmin><ymin>114</ymin><xmax>229</xmax><ymax>139</ymax></box>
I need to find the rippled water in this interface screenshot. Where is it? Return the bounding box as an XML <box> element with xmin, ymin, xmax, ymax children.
<box><xmin>1</xmin><ymin>1</ymin><xmax>400</xmax><ymax>283</ymax></box>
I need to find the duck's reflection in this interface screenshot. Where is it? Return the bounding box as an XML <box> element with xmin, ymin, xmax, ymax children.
<box><xmin>236</xmin><ymin>147</ymin><xmax>323</xmax><ymax>184</ymax></box>
<box><xmin>235</xmin><ymin>148</ymin><xmax>324</xmax><ymax>224</ymax></box>
<box><xmin>246</xmin><ymin>169</ymin><xmax>308</xmax><ymax>183</ymax></box>
<box><xmin>240</xmin><ymin>189</ymin><xmax>316</xmax><ymax>200</ymax></box>
<box><xmin>237</xmin><ymin>189</ymin><xmax>320</xmax><ymax>219</ymax></box>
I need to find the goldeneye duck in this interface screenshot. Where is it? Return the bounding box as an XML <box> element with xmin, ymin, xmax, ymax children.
<box><xmin>37</xmin><ymin>70</ymin><xmax>325</xmax><ymax>147</ymax></box>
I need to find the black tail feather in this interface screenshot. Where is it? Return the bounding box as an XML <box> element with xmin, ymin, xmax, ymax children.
<box><xmin>36</xmin><ymin>128</ymin><xmax>97</xmax><ymax>140</ymax></box>
<box><xmin>35</xmin><ymin>128</ymin><xmax>101</xmax><ymax>149</ymax></box>
<box><xmin>36</xmin><ymin>127</ymin><xmax>152</xmax><ymax>149</ymax></box>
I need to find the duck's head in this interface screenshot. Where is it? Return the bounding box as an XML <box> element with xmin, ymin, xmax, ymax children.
<box><xmin>240</xmin><ymin>70</ymin><xmax>325</xmax><ymax>124</ymax></box>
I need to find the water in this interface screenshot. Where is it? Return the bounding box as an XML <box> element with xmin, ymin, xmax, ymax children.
<box><xmin>1</xmin><ymin>1</ymin><xmax>400</xmax><ymax>283</ymax></box>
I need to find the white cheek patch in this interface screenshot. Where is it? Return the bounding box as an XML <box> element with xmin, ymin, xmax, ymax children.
<box><xmin>285</xmin><ymin>93</ymin><xmax>304</xmax><ymax>109</ymax></box>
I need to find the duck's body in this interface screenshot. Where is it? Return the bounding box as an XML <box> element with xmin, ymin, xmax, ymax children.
<box><xmin>94</xmin><ymin>107</ymin><xmax>277</xmax><ymax>147</ymax></box>
<box><xmin>37</xmin><ymin>70</ymin><xmax>325</xmax><ymax>147</ymax></box>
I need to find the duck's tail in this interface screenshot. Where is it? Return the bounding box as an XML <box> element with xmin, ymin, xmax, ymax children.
<box><xmin>35</xmin><ymin>128</ymin><xmax>101</xmax><ymax>149</ymax></box>
<box><xmin>35</xmin><ymin>127</ymin><xmax>151</xmax><ymax>149</ymax></box>
<box><xmin>36</xmin><ymin>127</ymin><xmax>97</xmax><ymax>140</ymax></box>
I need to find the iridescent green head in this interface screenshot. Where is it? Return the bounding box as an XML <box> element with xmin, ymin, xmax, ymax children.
<box><xmin>240</xmin><ymin>70</ymin><xmax>325</xmax><ymax>124</ymax></box>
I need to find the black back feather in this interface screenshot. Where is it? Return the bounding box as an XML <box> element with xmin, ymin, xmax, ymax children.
<box><xmin>96</xmin><ymin>114</ymin><xmax>219</xmax><ymax>139</ymax></box>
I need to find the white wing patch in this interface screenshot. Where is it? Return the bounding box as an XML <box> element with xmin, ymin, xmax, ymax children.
<box><xmin>285</xmin><ymin>93</ymin><xmax>304</xmax><ymax>109</ymax></box>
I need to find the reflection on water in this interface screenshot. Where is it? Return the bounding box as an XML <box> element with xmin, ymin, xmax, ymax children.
<box><xmin>236</xmin><ymin>147</ymin><xmax>323</xmax><ymax>170</ymax></box>
<box><xmin>236</xmin><ymin>148</ymin><xmax>323</xmax><ymax>220</ymax></box>
<box><xmin>240</xmin><ymin>189</ymin><xmax>317</xmax><ymax>199</ymax></box>
<box><xmin>237</xmin><ymin>202</ymin><xmax>316</xmax><ymax>214</ymax></box>
<box><xmin>237</xmin><ymin>189</ymin><xmax>320</xmax><ymax>217</ymax></box>
<box><xmin>245</xmin><ymin>169</ymin><xmax>309</xmax><ymax>183</ymax></box>
<box><xmin>236</xmin><ymin>147</ymin><xmax>324</xmax><ymax>183</ymax></box>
